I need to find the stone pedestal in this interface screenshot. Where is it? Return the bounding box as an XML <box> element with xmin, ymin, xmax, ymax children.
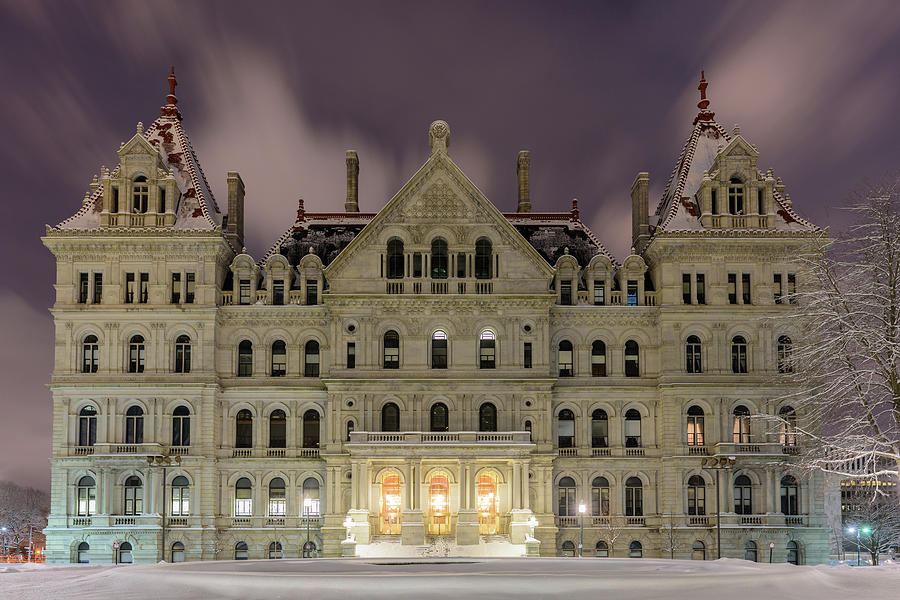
<box><xmin>401</xmin><ymin>510</ymin><xmax>425</xmax><ymax>545</ymax></box>
<box><xmin>525</xmin><ymin>536</ymin><xmax>541</xmax><ymax>557</ymax></box>
<box><xmin>456</xmin><ymin>510</ymin><xmax>479</xmax><ymax>545</ymax></box>
<box><xmin>508</xmin><ymin>509</ymin><xmax>534</xmax><ymax>544</ymax></box>
<box><xmin>340</xmin><ymin>538</ymin><xmax>357</xmax><ymax>557</ymax></box>
<box><xmin>347</xmin><ymin>509</ymin><xmax>371</xmax><ymax>545</ymax></box>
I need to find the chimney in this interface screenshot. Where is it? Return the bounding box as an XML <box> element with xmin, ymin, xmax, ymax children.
<box><xmin>516</xmin><ymin>150</ymin><xmax>531</xmax><ymax>212</ymax></box>
<box><xmin>345</xmin><ymin>150</ymin><xmax>359</xmax><ymax>213</ymax></box>
<box><xmin>631</xmin><ymin>172</ymin><xmax>650</xmax><ymax>252</ymax></box>
<box><xmin>226</xmin><ymin>171</ymin><xmax>245</xmax><ymax>250</ymax></box>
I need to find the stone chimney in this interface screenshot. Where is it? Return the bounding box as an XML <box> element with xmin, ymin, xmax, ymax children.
<box><xmin>345</xmin><ymin>150</ymin><xmax>359</xmax><ymax>213</ymax></box>
<box><xmin>225</xmin><ymin>171</ymin><xmax>245</xmax><ymax>251</ymax></box>
<box><xmin>631</xmin><ymin>172</ymin><xmax>650</xmax><ymax>252</ymax></box>
<box><xmin>516</xmin><ymin>151</ymin><xmax>531</xmax><ymax>213</ymax></box>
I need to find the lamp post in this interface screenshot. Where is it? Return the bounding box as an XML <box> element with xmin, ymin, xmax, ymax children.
<box><xmin>147</xmin><ymin>453</ymin><xmax>182</xmax><ymax>562</ymax></box>
<box><xmin>701</xmin><ymin>456</ymin><xmax>736</xmax><ymax>559</ymax></box>
<box><xmin>303</xmin><ymin>496</ymin><xmax>311</xmax><ymax>558</ymax></box>
<box><xmin>846</xmin><ymin>526</ymin><xmax>870</xmax><ymax>566</ymax></box>
<box><xmin>578</xmin><ymin>501</ymin><xmax>586</xmax><ymax>558</ymax></box>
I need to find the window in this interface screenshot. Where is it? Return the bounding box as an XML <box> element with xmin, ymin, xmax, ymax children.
<box><xmin>558</xmin><ymin>476</ymin><xmax>576</xmax><ymax>516</ymax></box>
<box><xmin>271</xmin><ymin>340</ymin><xmax>286</xmax><ymax>376</ymax></box>
<box><xmin>387</xmin><ymin>239</ymin><xmax>404</xmax><ymax>279</ymax></box>
<box><xmin>683</xmin><ymin>274</ymin><xmax>691</xmax><ymax>304</ymax></box>
<box><xmin>111</xmin><ymin>186</ymin><xmax>119</xmax><ymax>213</ymax></box>
<box><xmin>382</xmin><ymin>403</ymin><xmax>400</xmax><ymax>432</ymax></box>
<box><xmin>787</xmin><ymin>274</ymin><xmax>797</xmax><ymax>303</ymax></box>
<box><xmin>779</xmin><ymin>406</ymin><xmax>798</xmax><ymax>446</ymax></box>
<box><xmin>268</xmin><ymin>478</ymin><xmax>286</xmax><ymax>516</ymax></box>
<box><xmin>627</xmin><ymin>280</ymin><xmax>638</xmax><ymax>306</ymax></box>
<box><xmin>268</xmin><ymin>541</ymin><xmax>283</xmax><ymax>560</ymax></box>
<box><xmin>560</xmin><ymin>540</ymin><xmax>576</xmax><ymax>557</ymax></box>
<box><xmin>593</xmin><ymin>280</ymin><xmax>605</xmax><ymax>305</ymax></box>
<box><xmin>742</xmin><ymin>273</ymin><xmax>751</xmax><ymax>304</ymax></box>
<box><xmin>744</xmin><ymin>540</ymin><xmax>758</xmax><ymax>562</ymax></box>
<box><xmin>591</xmin><ymin>341</ymin><xmax>606</xmax><ymax>377</ymax></box>
<box><xmin>430</xmin><ymin>403</ymin><xmax>449</xmax><ymax>432</ymax></box>
<box><xmin>383</xmin><ymin>331</ymin><xmax>400</xmax><ymax>369</ymax></box>
<box><xmin>185</xmin><ymin>272</ymin><xmax>195</xmax><ymax>303</ymax></box>
<box><xmin>269</xmin><ymin>410</ymin><xmax>286</xmax><ymax>448</ymax></box>
<box><xmin>78</xmin><ymin>272</ymin><xmax>89</xmax><ymax>303</ymax></box>
<box><xmin>711</xmin><ymin>188</ymin><xmax>718</xmax><ymax>214</ymax></box>
<box><xmin>174</xmin><ymin>334</ymin><xmax>191</xmax><ymax>373</ymax></box>
<box><xmin>92</xmin><ymin>273</ymin><xmax>102</xmax><ymax>304</ymax></box>
<box><xmin>306</xmin><ymin>279</ymin><xmax>317</xmax><ymax>306</ymax></box>
<box><xmin>591</xmin><ymin>409</ymin><xmax>608</xmax><ymax>448</ymax></box>
<box><xmin>692</xmin><ymin>540</ymin><xmax>706</xmax><ymax>561</ymax></box>
<box><xmin>239</xmin><ymin>279</ymin><xmax>250</xmax><ymax>305</ymax></box>
<box><xmin>696</xmin><ymin>274</ymin><xmax>706</xmax><ymax>304</ymax></box>
<box><xmin>687</xmin><ymin>475</ymin><xmax>706</xmax><ymax>515</ymax></box>
<box><xmin>456</xmin><ymin>252</ymin><xmax>466</xmax><ymax>278</ymax></box>
<box><xmin>625</xmin><ymin>478</ymin><xmax>643</xmax><ymax>516</ymax></box>
<box><xmin>118</xmin><ymin>541</ymin><xmax>133</xmax><ymax>564</ymax></box>
<box><xmin>302</xmin><ymin>477</ymin><xmax>321</xmax><ymax>517</ymax></box>
<box><xmin>686</xmin><ymin>406</ymin><xmax>704</xmax><ymax>446</ymax></box>
<box><xmin>558</xmin><ymin>340</ymin><xmax>573</xmax><ymax>377</ymax></box>
<box><xmin>123</xmin><ymin>475</ymin><xmax>143</xmax><ymax>515</ymax></box>
<box><xmin>780</xmin><ymin>476</ymin><xmax>799</xmax><ymax>515</ymax></box>
<box><xmin>431</xmin><ymin>239</ymin><xmax>448</xmax><ymax>279</ymax></box>
<box><xmin>412</xmin><ymin>253</ymin><xmax>422</xmax><ymax>278</ymax></box>
<box><xmin>731</xmin><ymin>336</ymin><xmax>748</xmax><ymax>373</ymax></box>
<box><xmin>125</xmin><ymin>272</ymin><xmax>136</xmax><ymax>303</ymax></box>
<box><xmin>624</xmin><ymin>340</ymin><xmax>640</xmax><ymax>377</ymax></box>
<box><xmin>777</xmin><ymin>336</ymin><xmax>793</xmax><ymax>373</ymax></box>
<box><xmin>133</xmin><ymin>176</ymin><xmax>149</xmax><ymax>213</ymax></box>
<box><xmin>629</xmin><ymin>540</ymin><xmax>643</xmax><ymax>558</ymax></box>
<box><xmin>757</xmin><ymin>189</ymin><xmax>764</xmax><ymax>214</ymax></box>
<box><xmin>732</xmin><ymin>405</ymin><xmax>751</xmax><ymax>444</ymax></box>
<box><xmin>235</xmin><ymin>409</ymin><xmax>253</xmax><ymax>448</ymax></box>
<box><xmin>346</xmin><ymin>342</ymin><xmax>356</xmax><ymax>369</ymax></box>
<box><xmin>479</xmin><ymin>403</ymin><xmax>497</xmax><ymax>432</ymax></box>
<box><xmin>557</xmin><ymin>409</ymin><xmax>575</xmax><ymax>448</ymax></box>
<box><xmin>125</xmin><ymin>406</ymin><xmax>144</xmax><ymax>444</ymax></box>
<box><xmin>235</xmin><ymin>478</ymin><xmax>253</xmax><ymax>516</ymax></box>
<box><xmin>273</xmin><ymin>279</ymin><xmax>284</xmax><ymax>305</ymax></box>
<box><xmin>774</xmin><ymin>273</ymin><xmax>783</xmax><ymax>304</ymax></box>
<box><xmin>78</xmin><ymin>406</ymin><xmax>97</xmax><ymax>446</ymax></box>
<box><xmin>171</xmin><ymin>476</ymin><xmax>190</xmax><ymax>516</ymax></box>
<box><xmin>479</xmin><ymin>330</ymin><xmax>496</xmax><ymax>369</ymax></box>
<box><xmin>82</xmin><ymin>335</ymin><xmax>99</xmax><ymax>373</ymax></box>
<box><xmin>77</xmin><ymin>541</ymin><xmax>90</xmax><ymax>564</ymax></box>
<box><xmin>172</xmin><ymin>542</ymin><xmax>185</xmax><ymax>563</ymax></box>
<box><xmin>591</xmin><ymin>477</ymin><xmax>610</xmax><ymax>516</ymax></box>
<box><xmin>172</xmin><ymin>405</ymin><xmax>190</xmax><ymax>447</ymax></box>
<box><xmin>624</xmin><ymin>409</ymin><xmax>641</xmax><ymax>447</ymax></box>
<box><xmin>238</xmin><ymin>340</ymin><xmax>253</xmax><ymax>377</ymax></box>
<box><xmin>560</xmin><ymin>280</ymin><xmax>572</xmax><ymax>305</ymax></box>
<box><xmin>302</xmin><ymin>410</ymin><xmax>320</xmax><ymax>448</ymax></box>
<box><xmin>431</xmin><ymin>330</ymin><xmax>448</xmax><ymax>369</ymax></box>
<box><xmin>304</xmin><ymin>340</ymin><xmax>320</xmax><ymax>377</ymax></box>
<box><xmin>524</xmin><ymin>420</ymin><xmax>532</xmax><ymax>436</ymax></box>
<box><xmin>128</xmin><ymin>335</ymin><xmax>145</xmax><ymax>373</ymax></box>
<box><xmin>734</xmin><ymin>475</ymin><xmax>752</xmax><ymax>515</ymax></box>
<box><xmin>523</xmin><ymin>342</ymin><xmax>532</xmax><ymax>369</ymax></box>
<box><xmin>728</xmin><ymin>273</ymin><xmax>737</xmax><ymax>304</ymax></box>
<box><xmin>139</xmin><ymin>272</ymin><xmax>149</xmax><ymax>303</ymax></box>
<box><xmin>77</xmin><ymin>476</ymin><xmax>96</xmax><ymax>516</ymax></box>
<box><xmin>346</xmin><ymin>420</ymin><xmax>355</xmax><ymax>441</ymax></box>
<box><xmin>728</xmin><ymin>177</ymin><xmax>744</xmax><ymax>215</ymax></box>
<box><xmin>786</xmin><ymin>541</ymin><xmax>799</xmax><ymax>565</ymax></box>
<box><xmin>595</xmin><ymin>540</ymin><xmax>609</xmax><ymax>557</ymax></box>
<box><xmin>686</xmin><ymin>335</ymin><xmax>702</xmax><ymax>373</ymax></box>
<box><xmin>474</xmin><ymin>238</ymin><xmax>492</xmax><ymax>279</ymax></box>
<box><xmin>171</xmin><ymin>272</ymin><xmax>181</xmax><ymax>303</ymax></box>
<box><xmin>234</xmin><ymin>542</ymin><xmax>249</xmax><ymax>560</ymax></box>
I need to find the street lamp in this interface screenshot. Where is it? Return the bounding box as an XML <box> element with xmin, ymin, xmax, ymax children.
<box><xmin>701</xmin><ymin>456</ymin><xmax>736</xmax><ymax>559</ymax></box>
<box><xmin>578</xmin><ymin>502</ymin><xmax>586</xmax><ymax>558</ymax></box>
<box><xmin>303</xmin><ymin>496</ymin><xmax>312</xmax><ymax>558</ymax></box>
<box><xmin>846</xmin><ymin>526</ymin><xmax>870</xmax><ymax>566</ymax></box>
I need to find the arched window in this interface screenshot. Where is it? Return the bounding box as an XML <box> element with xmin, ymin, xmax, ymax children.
<box><xmin>624</xmin><ymin>409</ymin><xmax>642</xmax><ymax>448</ymax></box>
<box><xmin>174</xmin><ymin>334</ymin><xmax>191</xmax><ymax>373</ymax></box>
<box><xmin>629</xmin><ymin>540</ymin><xmax>643</xmax><ymax>558</ymax></box>
<box><xmin>269</xmin><ymin>409</ymin><xmax>286</xmax><ymax>448</ymax></box>
<box><xmin>303</xmin><ymin>409</ymin><xmax>320</xmax><ymax>448</ymax></box>
<box><xmin>733</xmin><ymin>405</ymin><xmax>751</xmax><ymax>444</ymax></box>
<box><xmin>595</xmin><ymin>540</ymin><xmax>609</xmax><ymax>557</ymax></box>
<box><xmin>171</xmin><ymin>476</ymin><xmax>190</xmax><ymax>516</ymax></box>
<box><xmin>557</xmin><ymin>409</ymin><xmax>575</xmax><ymax>448</ymax></box>
<box><xmin>77</xmin><ymin>541</ymin><xmax>90</xmax><ymax>563</ymax></box>
<box><xmin>133</xmin><ymin>175</ymin><xmax>149</xmax><ymax>213</ymax></box>
<box><xmin>625</xmin><ymin>477</ymin><xmax>643</xmax><ymax>516</ymax></box>
<box><xmin>780</xmin><ymin>475</ymin><xmax>799</xmax><ymax>515</ymax></box>
<box><xmin>383</xmin><ymin>331</ymin><xmax>400</xmax><ymax>369</ymax></box>
<box><xmin>271</xmin><ymin>340</ymin><xmax>286</xmax><ymax>376</ymax></box>
<box><xmin>235</xmin><ymin>409</ymin><xmax>253</xmax><ymax>448</ymax></box>
<box><xmin>558</xmin><ymin>340</ymin><xmax>573</xmax><ymax>377</ymax></box>
<box><xmin>558</xmin><ymin>476</ymin><xmax>576</xmax><ymax>516</ymax></box>
<box><xmin>431</xmin><ymin>330</ymin><xmax>448</xmax><ymax>369</ymax></box>
<box><xmin>779</xmin><ymin>406</ymin><xmax>798</xmax><ymax>446</ymax></box>
<box><xmin>686</xmin><ymin>335</ymin><xmax>702</xmax><ymax>374</ymax></box>
<box><xmin>82</xmin><ymin>335</ymin><xmax>99</xmax><ymax>373</ymax></box>
<box><xmin>592</xmin><ymin>477</ymin><xmax>610</xmax><ymax>516</ymax></box>
<box><xmin>687</xmin><ymin>475</ymin><xmax>706</xmax><ymax>515</ymax></box>
<box><xmin>591</xmin><ymin>341</ymin><xmax>606</xmax><ymax>377</ymax></box>
<box><xmin>346</xmin><ymin>419</ymin><xmax>355</xmax><ymax>442</ymax></box>
<box><xmin>234</xmin><ymin>541</ymin><xmax>249</xmax><ymax>560</ymax></box>
<box><xmin>734</xmin><ymin>475</ymin><xmax>752</xmax><ymax>515</ymax></box>
<box><xmin>731</xmin><ymin>336</ymin><xmax>748</xmax><ymax>373</ymax></box>
<box><xmin>118</xmin><ymin>541</ymin><xmax>133</xmax><ymax>564</ymax></box>
<box><xmin>431</xmin><ymin>238</ymin><xmax>448</xmax><ymax>279</ymax></box>
<box><xmin>624</xmin><ymin>340</ymin><xmax>640</xmax><ymax>377</ymax></box>
<box><xmin>268</xmin><ymin>478</ymin><xmax>286</xmax><ymax>516</ymax></box>
<box><xmin>125</xmin><ymin>406</ymin><xmax>144</xmax><ymax>444</ymax></box>
<box><xmin>479</xmin><ymin>402</ymin><xmax>497</xmax><ymax>432</ymax></box>
<box><xmin>171</xmin><ymin>542</ymin><xmax>185</xmax><ymax>563</ymax></box>
<box><xmin>777</xmin><ymin>336</ymin><xmax>793</xmax><ymax>373</ymax></box>
<box><xmin>268</xmin><ymin>541</ymin><xmax>283</xmax><ymax>559</ymax></box>
<box><xmin>382</xmin><ymin>403</ymin><xmax>400</xmax><ymax>432</ymax></box>
<box><xmin>78</xmin><ymin>406</ymin><xmax>97</xmax><ymax>447</ymax></box>
<box><xmin>591</xmin><ymin>409</ymin><xmax>608</xmax><ymax>448</ymax></box>
<box><xmin>686</xmin><ymin>406</ymin><xmax>704</xmax><ymax>446</ymax></box>
<box><xmin>786</xmin><ymin>540</ymin><xmax>799</xmax><ymax>565</ymax></box>
<box><xmin>560</xmin><ymin>540</ymin><xmax>576</xmax><ymax>557</ymax></box>
<box><xmin>128</xmin><ymin>335</ymin><xmax>145</xmax><ymax>373</ymax></box>
<box><xmin>524</xmin><ymin>419</ymin><xmax>532</xmax><ymax>437</ymax></box>
<box><xmin>172</xmin><ymin>405</ymin><xmax>190</xmax><ymax>447</ymax></box>
<box><xmin>237</xmin><ymin>340</ymin><xmax>253</xmax><ymax>377</ymax></box>
<box><xmin>728</xmin><ymin>177</ymin><xmax>744</xmax><ymax>215</ymax></box>
<box><xmin>235</xmin><ymin>477</ymin><xmax>253</xmax><ymax>516</ymax></box>
<box><xmin>123</xmin><ymin>475</ymin><xmax>143</xmax><ymax>515</ymax></box>
<box><xmin>744</xmin><ymin>540</ymin><xmax>758</xmax><ymax>562</ymax></box>
<box><xmin>692</xmin><ymin>540</ymin><xmax>706</xmax><ymax>560</ymax></box>
<box><xmin>302</xmin><ymin>477</ymin><xmax>320</xmax><ymax>517</ymax></box>
<box><xmin>387</xmin><ymin>238</ymin><xmax>404</xmax><ymax>279</ymax></box>
<box><xmin>430</xmin><ymin>403</ymin><xmax>449</xmax><ymax>432</ymax></box>
<box><xmin>304</xmin><ymin>340</ymin><xmax>320</xmax><ymax>377</ymax></box>
<box><xmin>475</xmin><ymin>237</ymin><xmax>492</xmax><ymax>279</ymax></box>
<box><xmin>77</xmin><ymin>476</ymin><xmax>96</xmax><ymax>516</ymax></box>
<box><xmin>479</xmin><ymin>330</ymin><xmax>496</xmax><ymax>369</ymax></box>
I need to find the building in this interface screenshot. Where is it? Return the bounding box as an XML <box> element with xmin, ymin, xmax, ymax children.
<box><xmin>42</xmin><ymin>69</ymin><xmax>829</xmax><ymax>564</ymax></box>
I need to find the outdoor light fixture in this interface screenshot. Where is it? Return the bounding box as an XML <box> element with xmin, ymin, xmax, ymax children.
<box><xmin>578</xmin><ymin>502</ymin><xmax>586</xmax><ymax>558</ymax></box>
<box><xmin>847</xmin><ymin>525</ymin><xmax>870</xmax><ymax>566</ymax></box>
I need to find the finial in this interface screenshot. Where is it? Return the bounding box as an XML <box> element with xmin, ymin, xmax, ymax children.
<box><xmin>308</xmin><ymin>247</ymin><xmax>314</xmax><ymax>254</ymax></box>
<box><xmin>241</xmin><ymin>246</ymin><xmax>247</xmax><ymax>254</ymax></box>
<box><xmin>83</xmin><ymin>191</ymin><xmax>91</xmax><ymax>205</ymax></box>
<box><xmin>136</xmin><ymin>121</ymin><xmax>144</xmax><ymax>135</ymax></box>
<box><xmin>428</xmin><ymin>120</ymin><xmax>450</xmax><ymax>154</ymax></box>
<box><xmin>631</xmin><ymin>247</ymin><xmax>636</xmax><ymax>255</ymax></box>
<box><xmin>733</xmin><ymin>124</ymin><xmax>740</xmax><ymax>137</ymax></box>
<box><xmin>784</xmin><ymin>193</ymin><xmax>791</xmax><ymax>206</ymax></box>
<box><xmin>90</xmin><ymin>174</ymin><xmax>99</xmax><ymax>191</ymax></box>
<box><xmin>564</xmin><ymin>246</ymin><xmax>569</xmax><ymax>255</ymax></box>
<box><xmin>296</xmin><ymin>198</ymin><xmax>306</xmax><ymax>222</ymax></box>
<box><xmin>571</xmin><ymin>198</ymin><xmax>579</xmax><ymax>219</ymax></box>
<box><xmin>694</xmin><ymin>70</ymin><xmax>715</xmax><ymax>125</ymax></box>
<box><xmin>161</xmin><ymin>66</ymin><xmax>183</xmax><ymax>120</ymax></box>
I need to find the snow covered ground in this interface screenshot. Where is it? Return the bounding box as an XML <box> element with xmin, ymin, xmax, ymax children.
<box><xmin>2</xmin><ymin>557</ymin><xmax>899</xmax><ymax>600</ymax></box>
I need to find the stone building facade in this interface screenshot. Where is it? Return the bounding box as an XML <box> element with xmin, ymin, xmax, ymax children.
<box><xmin>42</xmin><ymin>70</ymin><xmax>829</xmax><ymax>564</ymax></box>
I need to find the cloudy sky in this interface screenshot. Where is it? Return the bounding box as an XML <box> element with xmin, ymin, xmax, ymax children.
<box><xmin>2</xmin><ymin>0</ymin><xmax>900</xmax><ymax>491</ymax></box>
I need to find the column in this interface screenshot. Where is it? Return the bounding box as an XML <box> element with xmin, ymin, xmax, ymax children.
<box><xmin>351</xmin><ymin>462</ymin><xmax>359</xmax><ymax>510</ymax></box>
<box><xmin>404</xmin><ymin>462</ymin><xmax>412</xmax><ymax>511</ymax></box>
<box><xmin>512</xmin><ymin>461</ymin><xmax>521</xmax><ymax>509</ymax></box>
<box><xmin>523</xmin><ymin>460</ymin><xmax>530</xmax><ymax>510</ymax></box>
<box><xmin>460</xmin><ymin>463</ymin><xmax>468</xmax><ymax>511</ymax></box>
<box><xmin>360</xmin><ymin>461</ymin><xmax>369</xmax><ymax>510</ymax></box>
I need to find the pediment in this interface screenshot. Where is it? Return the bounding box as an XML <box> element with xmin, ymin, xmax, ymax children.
<box><xmin>118</xmin><ymin>131</ymin><xmax>160</xmax><ymax>160</ymax></box>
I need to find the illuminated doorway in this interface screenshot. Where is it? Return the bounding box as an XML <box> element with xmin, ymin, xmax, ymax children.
<box><xmin>428</xmin><ymin>474</ymin><xmax>451</xmax><ymax>535</ymax></box>
<box><xmin>477</xmin><ymin>473</ymin><xmax>500</xmax><ymax>535</ymax></box>
<box><xmin>380</xmin><ymin>473</ymin><xmax>402</xmax><ymax>535</ymax></box>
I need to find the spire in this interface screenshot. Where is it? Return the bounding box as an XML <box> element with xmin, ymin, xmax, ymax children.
<box><xmin>693</xmin><ymin>70</ymin><xmax>715</xmax><ymax>125</ymax></box>
<box><xmin>161</xmin><ymin>66</ymin><xmax>182</xmax><ymax>120</ymax></box>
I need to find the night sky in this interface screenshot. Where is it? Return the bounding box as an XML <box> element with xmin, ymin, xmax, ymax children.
<box><xmin>2</xmin><ymin>0</ymin><xmax>899</xmax><ymax>491</ymax></box>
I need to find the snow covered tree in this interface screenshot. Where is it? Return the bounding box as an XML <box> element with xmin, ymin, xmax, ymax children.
<box><xmin>658</xmin><ymin>514</ymin><xmax>682</xmax><ymax>559</ymax></box>
<box><xmin>844</xmin><ymin>493</ymin><xmax>900</xmax><ymax>565</ymax></box>
<box><xmin>0</xmin><ymin>481</ymin><xmax>49</xmax><ymax>556</ymax></box>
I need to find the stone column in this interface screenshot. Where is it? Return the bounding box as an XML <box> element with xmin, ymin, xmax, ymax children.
<box><xmin>523</xmin><ymin>460</ymin><xmax>531</xmax><ymax>510</ymax></box>
<box><xmin>512</xmin><ymin>461</ymin><xmax>521</xmax><ymax>509</ymax></box>
<box><xmin>351</xmin><ymin>462</ymin><xmax>359</xmax><ymax>510</ymax></box>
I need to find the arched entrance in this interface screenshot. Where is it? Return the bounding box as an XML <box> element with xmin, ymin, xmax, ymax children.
<box><xmin>477</xmin><ymin>473</ymin><xmax>500</xmax><ymax>535</ymax></box>
<box><xmin>428</xmin><ymin>474</ymin><xmax>451</xmax><ymax>535</ymax></box>
<box><xmin>380</xmin><ymin>473</ymin><xmax>402</xmax><ymax>535</ymax></box>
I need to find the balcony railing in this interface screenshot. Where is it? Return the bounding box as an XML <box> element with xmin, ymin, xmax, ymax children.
<box><xmin>625</xmin><ymin>448</ymin><xmax>645</xmax><ymax>457</ymax></box>
<box><xmin>349</xmin><ymin>431</ymin><xmax>532</xmax><ymax>445</ymax></box>
<box><xmin>558</xmin><ymin>448</ymin><xmax>577</xmax><ymax>457</ymax></box>
<box><xmin>688</xmin><ymin>516</ymin><xmax>710</xmax><ymax>526</ymax></box>
<box><xmin>591</xmin><ymin>448</ymin><xmax>611</xmax><ymax>457</ymax></box>
<box><xmin>714</xmin><ymin>442</ymin><xmax>791</xmax><ymax>455</ymax></box>
<box><xmin>224</xmin><ymin>447</ymin><xmax>321</xmax><ymax>459</ymax></box>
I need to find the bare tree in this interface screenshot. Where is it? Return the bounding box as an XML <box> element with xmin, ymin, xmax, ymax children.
<box><xmin>0</xmin><ymin>481</ymin><xmax>49</xmax><ymax>556</ymax></box>
<box><xmin>844</xmin><ymin>493</ymin><xmax>900</xmax><ymax>565</ymax></box>
<box><xmin>658</xmin><ymin>514</ymin><xmax>682</xmax><ymax>559</ymax></box>
<box><xmin>602</xmin><ymin>516</ymin><xmax>625</xmax><ymax>558</ymax></box>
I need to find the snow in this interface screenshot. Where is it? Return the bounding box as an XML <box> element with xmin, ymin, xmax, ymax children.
<box><xmin>357</xmin><ymin>537</ymin><xmax>525</xmax><ymax>558</ymax></box>
<box><xmin>2</xmin><ymin>557</ymin><xmax>898</xmax><ymax>600</ymax></box>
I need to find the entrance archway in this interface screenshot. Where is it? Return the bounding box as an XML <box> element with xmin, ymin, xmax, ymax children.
<box><xmin>380</xmin><ymin>473</ymin><xmax>402</xmax><ymax>535</ymax></box>
<box><xmin>428</xmin><ymin>474</ymin><xmax>451</xmax><ymax>535</ymax></box>
<box><xmin>477</xmin><ymin>473</ymin><xmax>499</xmax><ymax>535</ymax></box>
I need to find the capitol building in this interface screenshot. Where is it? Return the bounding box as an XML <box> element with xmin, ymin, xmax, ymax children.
<box><xmin>41</xmin><ymin>69</ymin><xmax>828</xmax><ymax>564</ymax></box>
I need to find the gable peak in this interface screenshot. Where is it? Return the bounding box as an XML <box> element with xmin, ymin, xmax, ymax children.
<box><xmin>429</xmin><ymin>120</ymin><xmax>450</xmax><ymax>154</ymax></box>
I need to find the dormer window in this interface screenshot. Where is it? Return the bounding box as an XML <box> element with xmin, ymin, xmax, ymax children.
<box><xmin>728</xmin><ymin>177</ymin><xmax>744</xmax><ymax>215</ymax></box>
<box><xmin>133</xmin><ymin>176</ymin><xmax>149</xmax><ymax>214</ymax></box>
<box><xmin>475</xmin><ymin>238</ymin><xmax>492</xmax><ymax>279</ymax></box>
